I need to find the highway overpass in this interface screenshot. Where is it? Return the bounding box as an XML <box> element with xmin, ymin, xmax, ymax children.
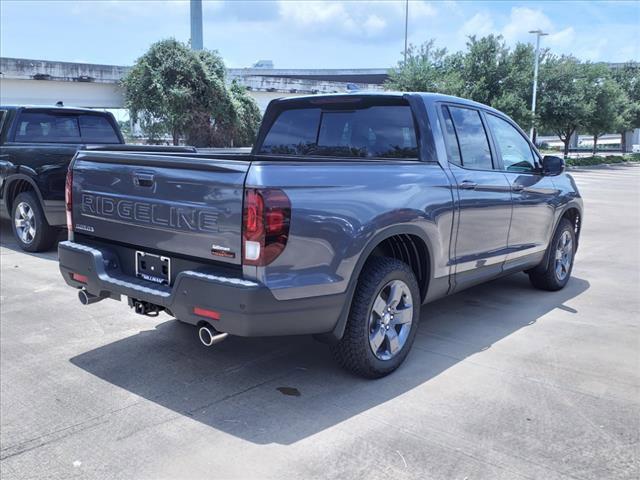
<box><xmin>0</xmin><ymin>57</ymin><xmax>386</xmax><ymax>112</ymax></box>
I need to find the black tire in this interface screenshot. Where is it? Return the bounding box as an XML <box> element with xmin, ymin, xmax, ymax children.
<box><xmin>331</xmin><ymin>257</ymin><xmax>421</xmax><ymax>379</ymax></box>
<box><xmin>528</xmin><ymin>218</ymin><xmax>576</xmax><ymax>291</ymax></box>
<box><xmin>10</xmin><ymin>191</ymin><xmax>58</xmax><ymax>252</ymax></box>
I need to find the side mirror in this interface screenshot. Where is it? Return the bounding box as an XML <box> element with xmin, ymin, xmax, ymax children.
<box><xmin>542</xmin><ymin>155</ymin><xmax>565</xmax><ymax>176</ymax></box>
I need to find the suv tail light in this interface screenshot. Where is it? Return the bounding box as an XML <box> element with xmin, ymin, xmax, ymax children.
<box><xmin>65</xmin><ymin>167</ymin><xmax>73</xmax><ymax>233</ymax></box>
<box><xmin>242</xmin><ymin>188</ymin><xmax>291</xmax><ymax>266</ymax></box>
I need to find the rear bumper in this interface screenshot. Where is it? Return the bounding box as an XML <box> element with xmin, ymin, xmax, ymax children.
<box><xmin>58</xmin><ymin>241</ymin><xmax>344</xmax><ymax>337</ymax></box>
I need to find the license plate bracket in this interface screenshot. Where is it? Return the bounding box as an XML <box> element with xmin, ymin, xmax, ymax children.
<box><xmin>135</xmin><ymin>251</ymin><xmax>171</xmax><ymax>285</ymax></box>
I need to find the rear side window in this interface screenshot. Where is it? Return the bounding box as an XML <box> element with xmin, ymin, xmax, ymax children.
<box><xmin>15</xmin><ymin>112</ymin><xmax>80</xmax><ymax>143</ymax></box>
<box><xmin>260</xmin><ymin>105</ymin><xmax>418</xmax><ymax>159</ymax></box>
<box><xmin>440</xmin><ymin>107</ymin><xmax>461</xmax><ymax>165</ymax></box>
<box><xmin>260</xmin><ymin>108</ymin><xmax>321</xmax><ymax>155</ymax></box>
<box><xmin>79</xmin><ymin>115</ymin><xmax>120</xmax><ymax>143</ymax></box>
<box><xmin>447</xmin><ymin>106</ymin><xmax>493</xmax><ymax>170</ymax></box>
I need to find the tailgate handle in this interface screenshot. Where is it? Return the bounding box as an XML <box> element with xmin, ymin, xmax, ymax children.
<box><xmin>134</xmin><ymin>173</ymin><xmax>155</xmax><ymax>188</ymax></box>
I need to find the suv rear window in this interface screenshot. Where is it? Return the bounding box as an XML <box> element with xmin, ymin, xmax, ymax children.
<box><xmin>14</xmin><ymin>111</ymin><xmax>120</xmax><ymax>144</ymax></box>
<box><xmin>260</xmin><ymin>105</ymin><xmax>418</xmax><ymax>159</ymax></box>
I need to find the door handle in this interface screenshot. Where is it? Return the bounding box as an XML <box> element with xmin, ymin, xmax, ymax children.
<box><xmin>134</xmin><ymin>173</ymin><xmax>154</xmax><ymax>188</ymax></box>
<box><xmin>458</xmin><ymin>181</ymin><xmax>478</xmax><ymax>190</ymax></box>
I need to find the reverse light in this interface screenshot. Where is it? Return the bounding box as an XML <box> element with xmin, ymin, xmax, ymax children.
<box><xmin>65</xmin><ymin>167</ymin><xmax>73</xmax><ymax>233</ymax></box>
<box><xmin>242</xmin><ymin>188</ymin><xmax>291</xmax><ymax>266</ymax></box>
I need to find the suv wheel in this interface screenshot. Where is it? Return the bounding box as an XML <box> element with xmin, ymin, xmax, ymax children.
<box><xmin>528</xmin><ymin>218</ymin><xmax>576</xmax><ymax>291</ymax></box>
<box><xmin>331</xmin><ymin>257</ymin><xmax>420</xmax><ymax>378</ymax></box>
<box><xmin>11</xmin><ymin>191</ymin><xmax>58</xmax><ymax>252</ymax></box>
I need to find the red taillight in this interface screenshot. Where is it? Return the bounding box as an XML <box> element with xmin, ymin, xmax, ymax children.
<box><xmin>71</xmin><ymin>272</ymin><xmax>88</xmax><ymax>283</ymax></box>
<box><xmin>65</xmin><ymin>168</ymin><xmax>73</xmax><ymax>233</ymax></box>
<box><xmin>193</xmin><ymin>306</ymin><xmax>220</xmax><ymax>321</ymax></box>
<box><xmin>242</xmin><ymin>188</ymin><xmax>291</xmax><ymax>266</ymax></box>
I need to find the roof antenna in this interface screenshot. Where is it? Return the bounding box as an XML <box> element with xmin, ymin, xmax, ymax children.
<box><xmin>55</xmin><ymin>101</ymin><xmax>64</xmax><ymax>107</ymax></box>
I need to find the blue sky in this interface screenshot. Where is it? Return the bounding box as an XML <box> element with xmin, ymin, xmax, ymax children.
<box><xmin>1</xmin><ymin>1</ymin><xmax>638</xmax><ymax>68</ymax></box>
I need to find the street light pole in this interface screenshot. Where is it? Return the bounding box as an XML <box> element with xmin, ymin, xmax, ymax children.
<box><xmin>190</xmin><ymin>0</ymin><xmax>203</xmax><ymax>51</ymax></box>
<box><xmin>404</xmin><ymin>0</ymin><xmax>409</xmax><ymax>64</ymax></box>
<box><xmin>529</xmin><ymin>29</ymin><xmax>548</xmax><ymax>140</ymax></box>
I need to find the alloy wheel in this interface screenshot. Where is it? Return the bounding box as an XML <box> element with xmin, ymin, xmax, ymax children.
<box><xmin>368</xmin><ymin>279</ymin><xmax>414</xmax><ymax>361</ymax></box>
<box><xmin>14</xmin><ymin>201</ymin><xmax>36</xmax><ymax>245</ymax></box>
<box><xmin>554</xmin><ymin>230</ymin><xmax>573</xmax><ymax>281</ymax></box>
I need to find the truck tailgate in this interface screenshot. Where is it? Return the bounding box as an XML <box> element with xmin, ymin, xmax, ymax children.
<box><xmin>71</xmin><ymin>151</ymin><xmax>250</xmax><ymax>265</ymax></box>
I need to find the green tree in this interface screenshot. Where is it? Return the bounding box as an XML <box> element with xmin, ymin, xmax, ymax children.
<box><xmin>123</xmin><ymin>39</ymin><xmax>210</xmax><ymax>145</ymax></box>
<box><xmin>229</xmin><ymin>80</ymin><xmax>262</xmax><ymax>147</ymax></box>
<box><xmin>582</xmin><ymin>67</ymin><xmax>627</xmax><ymax>153</ymax></box>
<box><xmin>537</xmin><ymin>56</ymin><xmax>595</xmax><ymax>158</ymax></box>
<box><xmin>385</xmin><ymin>36</ymin><xmax>536</xmax><ymax>129</ymax></box>
<box><xmin>384</xmin><ymin>39</ymin><xmax>456</xmax><ymax>93</ymax></box>
<box><xmin>459</xmin><ymin>35</ymin><xmax>509</xmax><ymax>105</ymax></box>
<box><xmin>612</xmin><ymin>63</ymin><xmax>640</xmax><ymax>152</ymax></box>
<box><xmin>493</xmin><ymin>42</ymin><xmax>536</xmax><ymax>128</ymax></box>
<box><xmin>123</xmin><ymin>38</ymin><xmax>261</xmax><ymax>147</ymax></box>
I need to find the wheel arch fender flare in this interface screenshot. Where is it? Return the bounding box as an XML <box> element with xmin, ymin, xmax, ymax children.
<box><xmin>541</xmin><ymin>200</ymin><xmax>583</xmax><ymax>267</ymax></box>
<box><xmin>3</xmin><ymin>173</ymin><xmax>45</xmax><ymax>215</ymax></box>
<box><xmin>322</xmin><ymin>224</ymin><xmax>436</xmax><ymax>344</ymax></box>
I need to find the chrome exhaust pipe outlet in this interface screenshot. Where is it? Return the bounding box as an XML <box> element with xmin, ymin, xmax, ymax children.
<box><xmin>198</xmin><ymin>325</ymin><xmax>229</xmax><ymax>347</ymax></box>
<box><xmin>78</xmin><ymin>289</ymin><xmax>105</xmax><ymax>305</ymax></box>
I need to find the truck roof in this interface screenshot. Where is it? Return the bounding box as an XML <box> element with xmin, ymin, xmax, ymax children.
<box><xmin>0</xmin><ymin>105</ymin><xmax>112</xmax><ymax>114</ymax></box>
<box><xmin>270</xmin><ymin>91</ymin><xmax>503</xmax><ymax>115</ymax></box>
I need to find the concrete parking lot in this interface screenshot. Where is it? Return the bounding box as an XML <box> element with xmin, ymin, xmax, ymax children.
<box><xmin>1</xmin><ymin>165</ymin><xmax>638</xmax><ymax>480</ymax></box>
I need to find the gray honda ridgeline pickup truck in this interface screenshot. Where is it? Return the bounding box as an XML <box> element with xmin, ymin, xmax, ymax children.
<box><xmin>59</xmin><ymin>93</ymin><xmax>582</xmax><ymax>378</ymax></box>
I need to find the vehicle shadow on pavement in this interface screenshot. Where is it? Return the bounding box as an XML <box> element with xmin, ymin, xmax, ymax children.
<box><xmin>0</xmin><ymin>219</ymin><xmax>63</xmax><ymax>261</ymax></box>
<box><xmin>70</xmin><ymin>273</ymin><xmax>589</xmax><ymax>445</ymax></box>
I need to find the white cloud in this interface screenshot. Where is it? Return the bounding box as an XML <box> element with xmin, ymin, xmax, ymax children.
<box><xmin>546</xmin><ymin>27</ymin><xmax>576</xmax><ymax>48</ymax></box>
<box><xmin>459</xmin><ymin>12</ymin><xmax>495</xmax><ymax>38</ymax></box>
<box><xmin>363</xmin><ymin>15</ymin><xmax>387</xmax><ymax>37</ymax></box>
<box><xmin>501</xmin><ymin>7</ymin><xmax>553</xmax><ymax>44</ymax></box>
<box><xmin>409</xmin><ymin>1</ymin><xmax>437</xmax><ymax>19</ymax></box>
<box><xmin>278</xmin><ymin>1</ymin><xmax>347</xmax><ymax>27</ymax></box>
<box><xmin>276</xmin><ymin>1</ymin><xmax>436</xmax><ymax>41</ymax></box>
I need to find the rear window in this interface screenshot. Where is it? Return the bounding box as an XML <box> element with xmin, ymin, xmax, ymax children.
<box><xmin>260</xmin><ymin>105</ymin><xmax>418</xmax><ymax>159</ymax></box>
<box><xmin>16</xmin><ymin>112</ymin><xmax>80</xmax><ymax>143</ymax></box>
<box><xmin>14</xmin><ymin>111</ymin><xmax>120</xmax><ymax>144</ymax></box>
<box><xmin>79</xmin><ymin>115</ymin><xmax>120</xmax><ymax>143</ymax></box>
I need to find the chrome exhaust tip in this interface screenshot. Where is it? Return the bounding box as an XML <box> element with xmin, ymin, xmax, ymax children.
<box><xmin>198</xmin><ymin>325</ymin><xmax>229</xmax><ymax>346</ymax></box>
<box><xmin>78</xmin><ymin>289</ymin><xmax>104</xmax><ymax>305</ymax></box>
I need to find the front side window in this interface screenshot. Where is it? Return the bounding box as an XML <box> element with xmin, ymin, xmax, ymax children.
<box><xmin>15</xmin><ymin>112</ymin><xmax>80</xmax><ymax>143</ymax></box>
<box><xmin>486</xmin><ymin>114</ymin><xmax>537</xmax><ymax>172</ymax></box>
<box><xmin>79</xmin><ymin>115</ymin><xmax>120</xmax><ymax>143</ymax></box>
<box><xmin>448</xmin><ymin>106</ymin><xmax>493</xmax><ymax>170</ymax></box>
<box><xmin>260</xmin><ymin>105</ymin><xmax>418</xmax><ymax>159</ymax></box>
